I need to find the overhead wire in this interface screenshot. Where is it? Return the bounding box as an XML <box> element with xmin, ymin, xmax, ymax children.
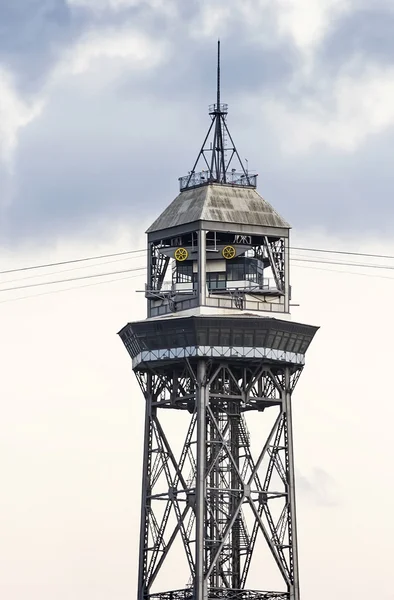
<box><xmin>2</xmin><ymin>244</ymin><xmax>394</xmax><ymax>301</ymax></box>
<box><xmin>291</xmin><ymin>245</ymin><xmax>394</xmax><ymax>260</ymax></box>
<box><xmin>0</xmin><ymin>253</ymin><xmax>145</xmax><ymax>286</ymax></box>
<box><xmin>292</xmin><ymin>263</ymin><xmax>394</xmax><ymax>280</ymax></box>
<box><xmin>3</xmin><ymin>244</ymin><xmax>394</xmax><ymax>277</ymax></box>
<box><xmin>3</xmin><ymin>257</ymin><xmax>394</xmax><ymax>298</ymax></box>
<box><xmin>4</xmin><ymin>260</ymin><xmax>394</xmax><ymax>306</ymax></box>
<box><xmin>3</xmin><ymin>250</ymin><xmax>393</xmax><ymax>290</ymax></box>
<box><xmin>2</xmin><ymin>254</ymin><xmax>394</xmax><ymax>293</ymax></box>
<box><xmin>290</xmin><ymin>256</ymin><xmax>394</xmax><ymax>270</ymax></box>
<box><xmin>0</xmin><ymin>272</ymin><xmax>145</xmax><ymax>305</ymax></box>
<box><xmin>0</xmin><ymin>266</ymin><xmax>146</xmax><ymax>293</ymax></box>
<box><xmin>0</xmin><ymin>248</ymin><xmax>145</xmax><ymax>276</ymax></box>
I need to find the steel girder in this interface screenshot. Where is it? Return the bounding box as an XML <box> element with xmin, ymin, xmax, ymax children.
<box><xmin>147</xmin><ymin>590</ymin><xmax>288</xmax><ymax>600</ymax></box>
<box><xmin>134</xmin><ymin>359</ymin><xmax>302</xmax><ymax>600</ymax></box>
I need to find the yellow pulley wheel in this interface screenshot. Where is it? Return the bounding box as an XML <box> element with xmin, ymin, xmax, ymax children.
<box><xmin>175</xmin><ymin>247</ymin><xmax>189</xmax><ymax>261</ymax></box>
<box><xmin>222</xmin><ymin>245</ymin><xmax>236</xmax><ymax>259</ymax></box>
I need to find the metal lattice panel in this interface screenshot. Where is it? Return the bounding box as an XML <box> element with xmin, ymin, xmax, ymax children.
<box><xmin>146</xmin><ymin>589</ymin><xmax>289</xmax><ymax>600</ymax></box>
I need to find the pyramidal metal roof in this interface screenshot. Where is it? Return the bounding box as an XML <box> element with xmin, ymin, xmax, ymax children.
<box><xmin>146</xmin><ymin>183</ymin><xmax>290</xmax><ymax>234</ymax></box>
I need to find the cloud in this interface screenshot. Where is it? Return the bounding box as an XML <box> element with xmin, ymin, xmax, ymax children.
<box><xmin>0</xmin><ymin>1</ymin><xmax>169</xmax><ymax>175</ymax></box>
<box><xmin>276</xmin><ymin>0</ymin><xmax>352</xmax><ymax>51</ymax></box>
<box><xmin>0</xmin><ymin>1</ymin><xmax>86</xmax><ymax>92</ymax></box>
<box><xmin>188</xmin><ymin>2</ymin><xmax>233</xmax><ymax>38</ymax></box>
<box><xmin>66</xmin><ymin>0</ymin><xmax>179</xmax><ymax>22</ymax></box>
<box><xmin>55</xmin><ymin>26</ymin><xmax>168</xmax><ymax>77</ymax></box>
<box><xmin>0</xmin><ymin>68</ymin><xmax>43</xmax><ymax>169</ymax></box>
<box><xmin>0</xmin><ymin>20</ymin><xmax>169</xmax><ymax>230</ymax></box>
<box><xmin>67</xmin><ymin>0</ymin><xmax>174</xmax><ymax>10</ymax></box>
<box><xmin>68</xmin><ymin>0</ymin><xmax>141</xmax><ymax>8</ymax></box>
<box><xmin>262</xmin><ymin>61</ymin><xmax>394</xmax><ymax>153</ymax></box>
<box><xmin>3</xmin><ymin>0</ymin><xmax>394</xmax><ymax>245</ymax></box>
<box><xmin>297</xmin><ymin>467</ymin><xmax>339</xmax><ymax>507</ymax></box>
<box><xmin>186</xmin><ymin>0</ymin><xmax>351</xmax><ymax>52</ymax></box>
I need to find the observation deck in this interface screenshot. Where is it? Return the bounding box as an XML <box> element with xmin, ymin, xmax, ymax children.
<box><xmin>209</xmin><ymin>102</ymin><xmax>228</xmax><ymax>115</ymax></box>
<box><xmin>179</xmin><ymin>171</ymin><xmax>257</xmax><ymax>191</ymax></box>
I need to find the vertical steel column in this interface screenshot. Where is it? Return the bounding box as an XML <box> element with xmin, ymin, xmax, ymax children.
<box><xmin>209</xmin><ymin>409</ymin><xmax>219</xmax><ymax>589</ymax></box>
<box><xmin>195</xmin><ymin>360</ymin><xmax>207</xmax><ymax>600</ymax></box>
<box><xmin>230</xmin><ymin>408</ymin><xmax>241</xmax><ymax>589</ymax></box>
<box><xmin>284</xmin><ymin>236</ymin><xmax>290</xmax><ymax>313</ymax></box>
<box><xmin>138</xmin><ymin>374</ymin><xmax>153</xmax><ymax>600</ymax></box>
<box><xmin>147</xmin><ymin>244</ymin><xmax>153</xmax><ymax>318</ymax></box>
<box><xmin>284</xmin><ymin>368</ymin><xmax>300</xmax><ymax>600</ymax></box>
<box><xmin>198</xmin><ymin>230</ymin><xmax>207</xmax><ymax>306</ymax></box>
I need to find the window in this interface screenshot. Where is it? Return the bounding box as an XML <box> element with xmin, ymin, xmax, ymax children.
<box><xmin>227</xmin><ymin>261</ymin><xmax>244</xmax><ymax>281</ymax></box>
<box><xmin>255</xmin><ymin>331</ymin><xmax>266</xmax><ymax>347</ymax></box>
<box><xmin>233</xmin><ymin>331</ymin><xmax>243</xmax><ymax>346</ymax></box>
<box><xmin>221</xmin><ymin>328</ymin><xmax>231</xmax><ymax>345</ymax></box>
<box><xmin>176</xmin><ymin>263</ymin><xmax>193</xmax><ymax>283</ymax></box>
<box><xmin>207</xmin><ymin>272</ymin><xmax>226</xmax><ymax>290</ymax></box>
<box><xmin>208</xmin><ymin>328</ymin><xmax>220</xmax><ymax>346</ymax></box>
<box><xmin>227</xmin><ymin>258</ymin><xmax>264</xmax><ymax>284</ymax></box>
<box><xmin>244</xmin><ymin>331</ymin><xmax>254</xmax><ymax>346</ymax></box>
<box><xmin>293</xmin><ymin>338</ymin><xmax>302</xmax><ymax>354</ymax></box>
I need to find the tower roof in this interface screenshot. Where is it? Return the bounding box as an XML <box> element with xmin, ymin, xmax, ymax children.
<box><xmin>146</xmin><ymin>183</ymin><xmax>290</xmax><ymax>235</ymax></box>
<box><xmin>147</xmin><ymin>42</ymin><xmax>290</xmax><ymax>238</ymax></box>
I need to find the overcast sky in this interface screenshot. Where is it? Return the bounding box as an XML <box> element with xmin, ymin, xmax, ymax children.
<box><xmin>1</xmin><ymin>1</ymin><xmax>394</xmax><ymax>599</ymax></box>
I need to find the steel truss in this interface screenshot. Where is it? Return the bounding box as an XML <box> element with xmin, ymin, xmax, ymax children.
<box><xmin>252</xmin><ymin>237</ymin><xmax>286</xmax><ymax>293</ymax></box>
<box><xmin>149</xmin><ymin>243</ymin><xmax>170</xmax><ymax>294</ymax></box>
<box><xmin>147</xmin><ymin>589</ymin><xmax>288</xmax><ymax>600</ymax></box>
<box><xmin>181</xmin><ymin>41</ymin><xmax>253</xmax><ymax>191</ymax></box>
<box><xmin>135</xmin><ymin>359</ymin><xmax>302</xmax><ymax>600</ymax></box>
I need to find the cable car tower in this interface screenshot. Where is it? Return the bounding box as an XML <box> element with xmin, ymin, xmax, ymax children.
<box><xmin>119</xmin><ymin>42</ymin><xmax>318</xmax><ymax>600</ymax></box>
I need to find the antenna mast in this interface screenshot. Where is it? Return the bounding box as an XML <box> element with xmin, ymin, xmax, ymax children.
<box><xmin>217</xmin><ymin>39</ymin><xmax>221</xmax><ymax>110</ymax></box>
<box><xmin>180</xmin><ymin>41</ymin><xmax>253</xmax><ymax>191</ymax></box>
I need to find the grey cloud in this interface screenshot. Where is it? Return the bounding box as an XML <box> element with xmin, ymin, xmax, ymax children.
<box><xmin>0</xmin><ymin>23</ymin><xmax>301</xmax><ymax>245</ymax></box>
<box><xmin>0</xmin><ymin>0</ymin><xmax>171</xmax><ymax>93</ymax></box>
<box><xmin>1</xmin><ymin>86</ymin><xmax>185</xmax><ymax>243</ymax></box>
<box><xmin>297</xmin><ymin>467</ymin><xmax>339</xmax><ymax>507</ymax></box>
<box><xmin>5</xmin><ymin>70</ymin><xmax>394</xmax><ymax>245</ymax></box>
<box><xmin>0</xmin><ymin>0</ymin><xmax>86</xmax><ymax>92</ymax></box>
<box><xmin>319</xmin><ymin>8</ymin><xmax>394</xmax><ymax>72</ymax></box>
<box><xmin>256</xmin><ymin>129</ymin><xmax>394</xmax><ymax>236</ymax></box>
<box><xmin>2</xmin><ymin>1</ymin><xmax>394</xmax><ymax>247</ymax></box>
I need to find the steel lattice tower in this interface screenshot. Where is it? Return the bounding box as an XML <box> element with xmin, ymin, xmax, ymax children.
<box><xmin>119</xmin><ymin>42</ymin><xmax>318</xmax><ymax>600</ymax></box>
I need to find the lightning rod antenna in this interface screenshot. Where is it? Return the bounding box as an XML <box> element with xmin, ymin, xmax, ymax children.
<box><xmin>217</xmin><ymin>39</ymin><xmax>220</xmax><ymax>110</ymax></box>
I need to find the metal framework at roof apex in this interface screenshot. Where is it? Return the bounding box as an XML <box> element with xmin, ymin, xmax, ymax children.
<box><xmin>180</xmin><ymin>41</ymin><xmax>256</xmax><ymax>192</ymax></box>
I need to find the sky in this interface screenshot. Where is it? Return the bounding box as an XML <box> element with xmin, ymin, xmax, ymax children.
<box><xmin>0</xmin><ymin>0</ymin><xmax>394</xmax><ymax>599</ymax></box>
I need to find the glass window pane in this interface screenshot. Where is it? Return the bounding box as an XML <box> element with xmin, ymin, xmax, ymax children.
<box><xmin>209</xmin><ymin>329</ymin><xmax>220</xmax><ymax>346</ymax></box>
<box><xmin>221</xmin><ymin>328</ymin><xmax>231</xmax><ymax>345</ymax></box>
<box><xmin>255</xmin><ymin>331</ymin><xmax>266</xmax><ymax>346</ymax></box>
<box><xmin>244</xmin><ymin>332</ymin><xmax>254</xmax><ymax>346</ymax></box>
<box><xmin>293</xmin><ymin>338</ymin><xmax>302</xmax><ymax>353</ymax></box>
<box><xmin>266</xmin><ymin>332</ymin><xmax>275</xmax><ymax>347</ymax></box>
<box><xmin>233</xmin><ymin>331</ymin><xmax>243</xmax><ymax>346</ymax></box>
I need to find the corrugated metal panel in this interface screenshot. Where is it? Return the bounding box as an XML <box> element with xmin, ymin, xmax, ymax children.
<box><xmin>146</xmin><ymin>184</ymin><xmax>290</xmax><ymax>233</ymax></box>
